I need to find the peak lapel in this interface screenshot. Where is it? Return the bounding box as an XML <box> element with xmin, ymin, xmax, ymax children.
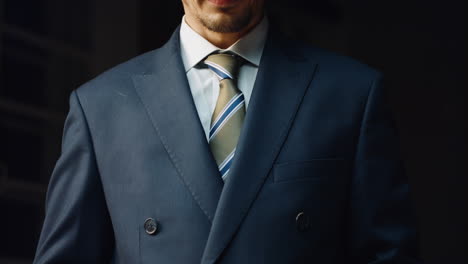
<box><xmin>132</xmin><ymin>28</ymin><xmax>223</xmax><ymax>222</ymax></box>
<box><xmin>201</xmin><ymin>31</ymin><xmax>318</xmax><ymax>264</ymax></box>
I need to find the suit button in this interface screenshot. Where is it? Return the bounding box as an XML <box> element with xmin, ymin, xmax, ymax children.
<box><xmin>144</xmin><ymin>218</ymin><xmax>158</xmax><ymax>235</ymax></box>
<box><xmin>296</xmin><ymin>212</ymin><xmax>310</xmax><ymax>232</ymax></box>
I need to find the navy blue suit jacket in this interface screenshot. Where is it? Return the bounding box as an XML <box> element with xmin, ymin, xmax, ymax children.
<box><xmin>34</xmin><ymin>26</ymin><xmax>420</xmax><ymax>263</ymax></box>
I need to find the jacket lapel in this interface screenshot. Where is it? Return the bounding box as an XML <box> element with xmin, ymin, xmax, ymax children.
<box><xmin>132</xmin><ymin>28</ymin><xmax>223</xmax><ymax>222</ymax></box>
<box><xmin>201</xmin><ymin>30</ymin><xmax>318</xmax><ymax>264</ymax></box>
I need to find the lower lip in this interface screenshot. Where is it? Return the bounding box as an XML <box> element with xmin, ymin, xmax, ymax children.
<box><xmin>207</xmin><ymin>0</ymin><xmax>238</xmax><ymax>6</ymax></box>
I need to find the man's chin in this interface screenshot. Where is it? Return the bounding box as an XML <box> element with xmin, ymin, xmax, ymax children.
<box><xmin>199</xmin><ymin>13</ymin><xmax>251</xmax><ymax>33</ymax></box>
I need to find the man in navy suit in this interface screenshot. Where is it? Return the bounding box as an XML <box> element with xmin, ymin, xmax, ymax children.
<box><xmin>34</xmin><ymin>0</ymin><xmax>420</xmax><ymax>263</ymax></box>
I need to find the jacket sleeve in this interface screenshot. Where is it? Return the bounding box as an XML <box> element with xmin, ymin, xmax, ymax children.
<box><xmin>347</xmin><ymin>74</ymin><xmax>422</xmax><ymax>263</ymax></box>
<box><xmin>33</xmin><ymin>90</ymin><xmax>114</xmax><ymax>263</ymax></box>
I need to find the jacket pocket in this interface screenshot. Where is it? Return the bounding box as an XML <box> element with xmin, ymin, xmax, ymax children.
<box><xmin>273</xmin><ymin>159</ymin><xmax>350</xmax><ymax>183</ymax></box>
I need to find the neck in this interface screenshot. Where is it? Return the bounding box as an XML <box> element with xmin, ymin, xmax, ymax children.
<box><xmin>184</xmin><ymin>14</ymin><xmax>263</xmax><ymax>49</ymax></box>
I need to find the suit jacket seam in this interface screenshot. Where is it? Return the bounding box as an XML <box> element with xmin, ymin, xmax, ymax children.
<box><xmin>353</xmin><ymin>73</ymin><xmax>382</xmax><ymax>163</ymax></box>
<box><xmin>72</xmin><ymin>90</ymin><xmax>104</xmax><ymax>178</ymax></box>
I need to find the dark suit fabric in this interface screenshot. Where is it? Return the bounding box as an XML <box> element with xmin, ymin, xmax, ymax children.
<box><xmin>33</xmin><ymin>26</ymin><xmax>420</xmax><ymax>264</ymax></box>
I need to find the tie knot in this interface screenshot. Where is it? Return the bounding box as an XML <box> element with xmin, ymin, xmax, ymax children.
<box><xmin>204</xmin><ymin>53</ymin><xmax>243</xmax><ymax>80</ymax></box>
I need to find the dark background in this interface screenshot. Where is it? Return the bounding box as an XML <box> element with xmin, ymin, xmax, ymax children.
<box><xmin>0</xmin><ymin>0</ymin><xmax>465</xmax><ymax>263</ymax></box>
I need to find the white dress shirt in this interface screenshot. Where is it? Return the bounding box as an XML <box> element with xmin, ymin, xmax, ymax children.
<box><xmin>179</xmin><ymin>15</ymin><xmax>269</xmax><ymax>141</ymax></box>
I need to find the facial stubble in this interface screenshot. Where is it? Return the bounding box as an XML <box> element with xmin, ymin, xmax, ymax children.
<box><xmin>196</xmin><ymin>6</ymin><xmax>253</xmax><ymax>33</ymax></box>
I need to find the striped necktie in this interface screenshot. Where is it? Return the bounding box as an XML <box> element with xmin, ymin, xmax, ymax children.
<box><xmin>204</xmin><ymin>53</ymin><xmax>245</xmax><ymax>181</ymax></box>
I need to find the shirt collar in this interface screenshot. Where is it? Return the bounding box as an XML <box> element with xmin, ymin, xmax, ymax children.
<box><xmin>179</xmin><ymin>15</ymin><xmax>269</xmax><ymax>72</ymax></box>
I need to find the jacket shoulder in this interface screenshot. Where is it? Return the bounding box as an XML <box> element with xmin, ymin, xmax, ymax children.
<box><xmin>287</xmin><ymin>36</ymin><xmax>381</xmax><ymax>82</ymax></box>
<box><xmin>74</xmin><ymin>47</ymin><xmax>164</xmax><ymax>99</ymax></box>
<box><xmin>278</xmin><ymin>36</ymin><xmax>384</xmax><ymax>106</ymax></box>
